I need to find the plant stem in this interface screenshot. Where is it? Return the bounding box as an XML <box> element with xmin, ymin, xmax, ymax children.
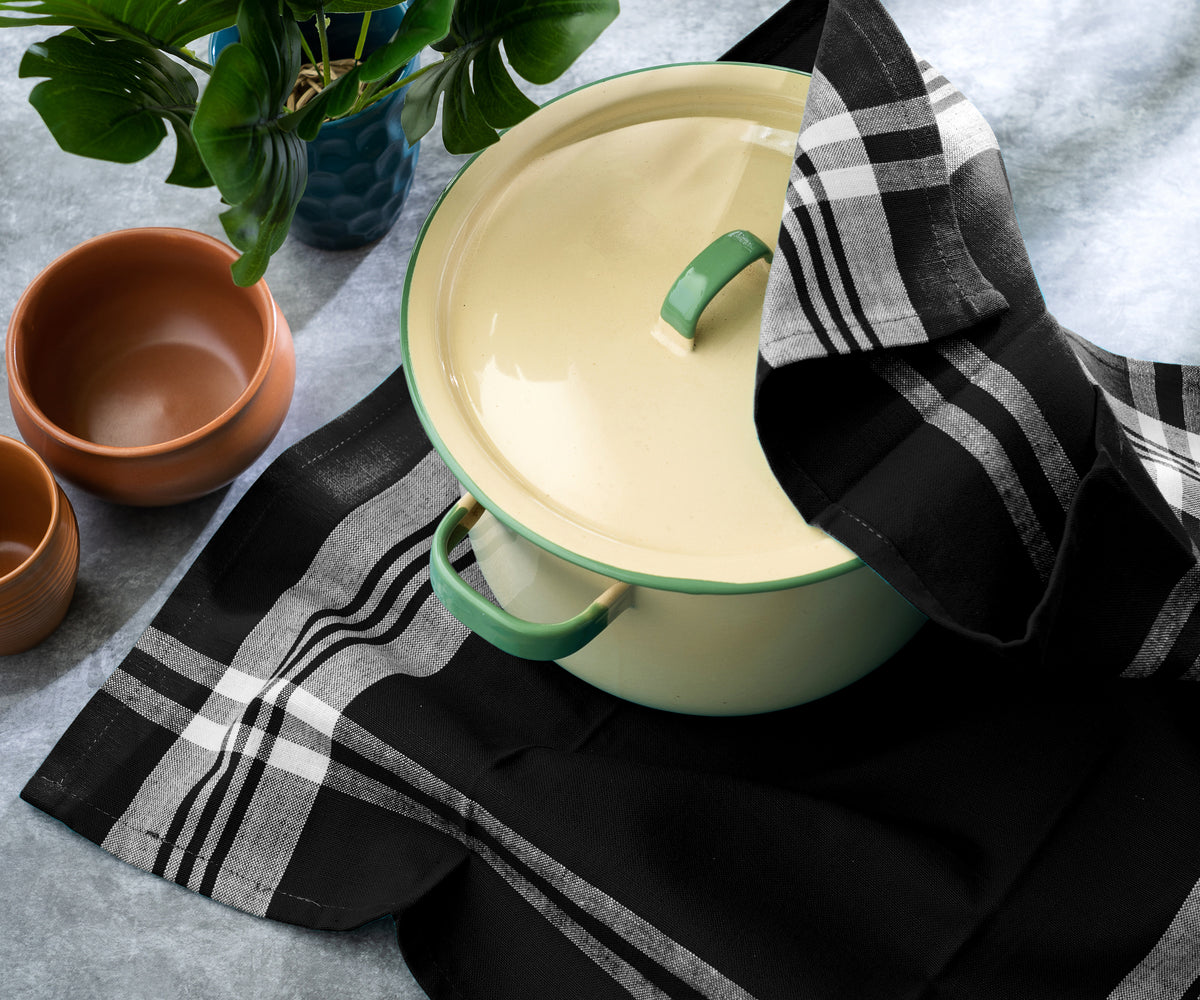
<box><xmin>169</xmin><ymin>45</ymin><xmax>212</xmax><ymax>74</ymax></box>
<box><xmin>346</xmin><ymin>58</ymin><xmax>438</xmax><ymax>118</ymax></box>
<box><xmin>353</xmin><ymin>10</ymin><xmax>372</xmax><ymax>63</ymax></box>
<box><xmin>298</xmin><ymin>32</ymin><xmax>318</xmax><ymax>68</ymax></box>
<box><xmin>314</xmin><ymin>6</ymin><xmax>331</xmax><ymax>88</ymax></box>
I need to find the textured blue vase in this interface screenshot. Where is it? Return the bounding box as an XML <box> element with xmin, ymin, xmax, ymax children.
<box><xmin>209</xmin><ymin>6</ymin><xmax>420</xmax><ymax>251</ymax></box>
<box><xmin>291</xmin><ymin>66</ymin><xmax>420</xmax><ymax>250</ymax></box>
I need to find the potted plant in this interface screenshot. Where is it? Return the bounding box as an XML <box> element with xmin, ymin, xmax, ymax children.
<box><xmin>210</xmin><ymin>6</ymin><xmax>424</xmax><ymax>252</ymax></box>
<box><xmin>0</xmin><ymin>0</ymin><xmax>619</xmax><ymax>284</ymax></box>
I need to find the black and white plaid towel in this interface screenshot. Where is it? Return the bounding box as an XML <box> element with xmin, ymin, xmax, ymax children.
<box><xmin>22</xmin><ymin>2</ymin><xmax>1200</xmax><ymax>997</ymax></box>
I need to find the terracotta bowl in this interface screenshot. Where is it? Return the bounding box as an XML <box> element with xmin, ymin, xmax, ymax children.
<box><xmin>0</xmin><ymin>435</ymin><xmax>79</xmax><ymax>655</ymax></box>
<box><xmin>6</xmin><ymin>228</ymin><xmax>295</xmax><ymax>505</ymax></box>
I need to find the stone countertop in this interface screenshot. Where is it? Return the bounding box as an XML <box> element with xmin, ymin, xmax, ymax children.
<box><xmin>2</xmin><ymin>1</ymin><xmax>1198</xmax><ymax>997</ymax></box>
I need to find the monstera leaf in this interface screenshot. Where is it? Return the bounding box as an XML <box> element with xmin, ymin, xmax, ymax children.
<box><xmin>19</xmin><ymin>30</ymin><xmax>210</xmax><ymax>186</ymax></box>
<box><xmin>0</xmin><ymin>0</ymin><xmax>239</xmax><ymax>46</ymax></box>
<box><xmin>7</xmin><ymin>0</ymin><xmax>241</xmax><ymax>188</ymax></box>
<box><xmin>402</xmin><ymin>0</ymin><xmax>618</xmax><ymax>153</ymax></box>
<box><xmin>192</xmin><ymin>0</ymin><xmax>306</xmax><ymax>285</ymax></box>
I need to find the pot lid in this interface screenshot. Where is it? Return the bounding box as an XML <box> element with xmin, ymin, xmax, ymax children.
<box><xmin>402</xmin><ymin>63</ymin><xmax>857</xmax><ymax>592</ymax></box>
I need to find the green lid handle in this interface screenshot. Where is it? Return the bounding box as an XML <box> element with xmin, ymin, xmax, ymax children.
<box><xmin>431</xmin><ymin>495</ymin><xmax>630</xmax><ymax>662</ymax></box>
<box><xmin>659</xmin><ymin>229</ymin><xmax>774</xmax><ymax>349</ymax></box>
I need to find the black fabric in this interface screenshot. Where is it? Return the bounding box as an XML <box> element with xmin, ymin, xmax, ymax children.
<box><xmin>753</xmin><ymin>1</ymin><xmax>1200</xmax><ymax>668</ymax></box>
<box><xmin>720</xmin><ymin>0</ymin><xmax>827</xmax><ymax>70</ymax></box>
<box><xmin>21</xmin><ymin>3</ymin><xmax>1200</xmax><ymax>999</ymax></box>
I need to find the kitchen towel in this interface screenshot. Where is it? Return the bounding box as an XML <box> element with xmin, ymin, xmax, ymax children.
<box><xmin>22</xmin><ymin>1</ymin><xmax>1200</xmax><ymax>998</ymax></box>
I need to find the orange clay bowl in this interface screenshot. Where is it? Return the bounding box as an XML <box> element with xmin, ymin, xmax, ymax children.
<box><xmin>6</xmin><ymin>228</ymin><xmax>295</xmax><ymax>506</ymax></box>
<box><xmin>0</xmin><ymin>435</ymin><xmax>79</xmax><ymax>655</ymax></box>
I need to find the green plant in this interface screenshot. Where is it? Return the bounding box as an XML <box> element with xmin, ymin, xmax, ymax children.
<box><xmin>0</xmin><ymin>0</ymin><xmax>619</xmax><ymax>284</ymax></box>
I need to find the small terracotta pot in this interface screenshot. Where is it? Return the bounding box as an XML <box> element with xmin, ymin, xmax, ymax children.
<box><xmin>0</xmin><ymin>435</ymin><xmax>79</xmax><ymax>655</ymax></box>
<box><xmin>6</xmin><ymin>228</ymin><xmax>295</xmax><ymax>506</ymax></box>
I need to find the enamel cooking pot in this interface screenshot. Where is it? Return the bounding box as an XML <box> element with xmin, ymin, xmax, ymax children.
<box><xmin>401</xmin><ymin>63</ymin><xmax>925</xmax><ymax>715</ymax></box>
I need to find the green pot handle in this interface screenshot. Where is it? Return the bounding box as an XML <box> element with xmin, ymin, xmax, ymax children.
<box><xmin>658</xmin><ymin>229</ymin><xmax>773</xmax><ymax>349</ymax></box>
<box><xmin>431</xmin><ymin>494</ymin><xmax>631</xmax><ymax>661</ymax></box>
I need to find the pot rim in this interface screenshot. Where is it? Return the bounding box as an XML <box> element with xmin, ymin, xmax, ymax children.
<box><xmin>0</xmin><ymin>435</ymin><xmax>61</xmax><ymax>587</ymax></box>
<box><xmin>6</xmin><ymin>227</ymin><xmax>281</xmax><ymax>461</ymax></box>
<box><xmin>207</xmin><ymin>22</ymin><xmax>418</xmax><ymax>133</ymax></box>
<box><xmin>401</xmin><ymin>62</ymin><xmax>864</xmax><ymax>596</ymax></box>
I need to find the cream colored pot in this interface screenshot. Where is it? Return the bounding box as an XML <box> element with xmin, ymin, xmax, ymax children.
<box><xmin>402</xmin><ymin>63</ymin><xmax>925</xmax><ymax>715</ymax></box>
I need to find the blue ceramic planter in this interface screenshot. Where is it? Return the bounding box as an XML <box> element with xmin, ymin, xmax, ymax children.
<box><xmin>209</xmin><ymin>6</ymin><xmax>420</xmax><ymax>251</ymax></box>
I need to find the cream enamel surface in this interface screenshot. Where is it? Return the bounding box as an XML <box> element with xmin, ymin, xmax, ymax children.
<box><xmin>469</xmin><ymin>510</ymin><xmax>926</xmax><ymax>715</ymax></box>
<box><xmin>406</xmin><ymin>65</ymin><xmax>853</xmax><ymax>586</ymax></box>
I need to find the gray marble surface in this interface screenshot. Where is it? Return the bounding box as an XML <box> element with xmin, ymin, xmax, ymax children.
<box><xmin>1</xmin><ymin>1</ymin><xmax>1198</xmax><ymax>997</ymax></box>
